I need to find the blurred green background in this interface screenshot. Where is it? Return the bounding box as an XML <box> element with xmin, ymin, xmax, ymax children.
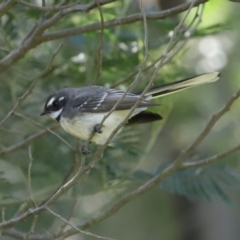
<box><xmin>1</xmin><ymin>0</ymin><xmax>240</xmax><ymax>239</ymax></box>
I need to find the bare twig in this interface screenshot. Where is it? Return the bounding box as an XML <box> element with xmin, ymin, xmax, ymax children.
<box><xmin>93</xmin><ymin>0</ymin><xmax>105</xmax><ymax>85</ymax></box>
<box><xmin>14</xmin><ymin>113</ymin><xmax>74</xmax><ymax>151</ymax></box>
<box><xmin>28</xmin><ymin>146</ymin><xmax>37</xmax><ymax>208</ymax></box>
<box><xmin>46</xmin><ymin>207</ymin><xmax>115</xmax><ymax>240</ymax></box>
<box><xmin>113</xmin><ymin>3</ymin><xmax>203</xmax><ymax>89</ymax></box>
<box><xmin>3</xmin><ymin>228</ymin><xmax>49</xmax><ymax>240</ymax></box>
<box><xmin>184</xmin><ymin>142</ymin><xmax>240</xmax><ymax>168</ymax></box>
<box><xmin>15</xmin><ymin>0</ymin><xmax>81</xmax><ymax>12</ymax></box>
<box><xmin>25</xmin><ymin>215</ymin><xmax>38</xmax><ymax>240</ymax></box>
<box><xmin>62</xmin><ymin>140</ymin><xmax>80</xmax><ymax>184</ymax></box>
<box><xmin>1</xmin><ymin>208</ymin><xmax>5</xmax><ymax>222</ymax></box>
<box><xmin>0</xmin><ymin>44</ymin><xmax>62</xmax><ymax>129</ymax></box>
<box><xmin>16</xmin><ymin>0</ymin><xmax>113</xmax><ymax>12</ymax></box>
<box><xmin>0</xmin><ymin>124</ymin><xmax>59</xmax><ymax>157</ymax></box>
<box><xmin>0</xmin><ymin>0</ymin><xmax>206</xmax><ymax>75</ymax></box>
<box><xmin>40</xmin><ymin>141</ymin><xmax>80</xmax><ymax>206</ymax></box>
<box><xmin>175</xmin><ymin>87</ymin><xmax>240</xmax><ymax>164</ymax></box>
<box><xmin>42</xmin><ymin>0</ymin><xmax>207</xmax><ymax>43</ymax></box>
<box><xmin>0</xmin><ymin>0</ymin><xmax>115</xmax><ymax>74</ymax></box>
<box><xmin>56</xmin><ymin>156</ymin><xmax>183</xmax><ymax>238</ymax></box>
<box><xmin>41</xmin><ymin>0</ymin><xmax>46</xmax><ymax>20</ymax></box>
<box><xmin>0</xmin><ymin>0</ymin><xmax>15</xmax><ymax>18</ymax></box>
<box><xmin>0</xmin><ymin>208</ymin><xmax>5</xmax><ymax>237</ymax></box>
<box><xmin>57</xmin><ymin>189</ymin><xmax>81</xmax><ymax>235</ymax></box>
<box><xmin>0</xmin><ymin>47</ymin><xmax>10</xmax><ymax>53</ymax></box>
<box><xmin>13</xmin><ymin>203</ymin><xmax>28</xmax><ymax>218</ymax></box>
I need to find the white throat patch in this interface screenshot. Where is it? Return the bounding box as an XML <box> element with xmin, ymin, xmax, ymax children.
<box><xmin>50</xmin><ymin>108</ymin><xmax>63</xmax><ymax>120</ymax></box>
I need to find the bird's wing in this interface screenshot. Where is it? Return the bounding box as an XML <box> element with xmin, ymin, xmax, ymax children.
<box><xmin>71</xmin><ymin>88</ymin><xmax>158</xmax><ymax>113</ymax></box>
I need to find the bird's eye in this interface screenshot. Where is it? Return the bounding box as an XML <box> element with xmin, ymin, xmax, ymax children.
<box><xmin>53</xmin><ymin>101</ymin><xmax>58</xmax><ymax>107</ymax></box>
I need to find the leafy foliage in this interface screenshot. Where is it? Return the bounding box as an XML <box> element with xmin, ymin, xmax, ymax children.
<box><xmin>158</xmin><ymin>164</ymin><xmax>240</xmax><ymax>202</ymax></box>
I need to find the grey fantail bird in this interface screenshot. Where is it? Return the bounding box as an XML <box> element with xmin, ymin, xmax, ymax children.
<box><xmin>41</xmin><ymin>72</ymin><xmax>220</xmax><ymax>153</ymax></box>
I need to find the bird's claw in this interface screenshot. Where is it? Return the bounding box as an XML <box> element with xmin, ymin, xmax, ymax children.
<box><xmin>93</xmin><ymin>124</ymin><xmax>102</xmax><ymax>134</ymax></box>
<box><xmin>81</xmin><ymin>145</ymin><xmax>91</xmax><ymax>155</ymax></box>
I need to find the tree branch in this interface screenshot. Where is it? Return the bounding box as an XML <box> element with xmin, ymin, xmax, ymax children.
<box><xmin>0</xmin><ymin>0</ymin><xmax>206</xmax><ymax>75</ymax></box>
<box><xmin>0</xmin><ymin>44</ymin><xmax>62</xmax><ymax>129</ymax></box>
<box><xmin>0</xmin><ymin>124</ymin><xmax>59</xmax><ymax>157</ymax></box>
<box><xmin>184</xmin><ymin>142</ymin><xmax>240</xmax><ymax>168</ymax></box>
<box><xmin>0</xmin><ymin>0</ymin><xmax>115</xmax><ymax>75</ymax></box>
<box><xmin>46</xmin><ymin>207</ymin><xmax>114</xmax><ymax>240</ymax></box>
<box><xmin>41</xmin><ymin>0</ymin><xmax>207</xmax><ymax>42</ymax></box>
<box><xmin>175</xmin><ymin>87</ymin><xmax>240</xmax><ymax>163</ymax></box>
<box><xmin>0</xmin><ymin>0</ymin><xmax>16</xmax><ymax>18</ymax></box>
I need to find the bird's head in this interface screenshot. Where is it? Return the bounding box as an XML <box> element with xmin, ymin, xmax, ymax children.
<box><xmin>40</xmin><ymin>90</ymin><xmax>69</xmax><ymax>121</ymax></box>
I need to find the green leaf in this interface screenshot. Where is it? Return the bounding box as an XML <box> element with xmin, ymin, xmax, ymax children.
<box><xmin>158</xmin><ymin>164</ymin><xmax>240</xmax><ymax>202</ymax></box>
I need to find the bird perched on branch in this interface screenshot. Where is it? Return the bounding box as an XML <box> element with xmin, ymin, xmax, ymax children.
<box><xmin>41</xmin><ymin>72</ymin><xmax>220</xmax><ymax>154</ymax></box>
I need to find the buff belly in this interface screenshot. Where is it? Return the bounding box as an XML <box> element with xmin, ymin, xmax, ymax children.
<box><xmin>60</xmin><ymin>110</ymin><xmax>144</xmax><ymax>145</ymax></box>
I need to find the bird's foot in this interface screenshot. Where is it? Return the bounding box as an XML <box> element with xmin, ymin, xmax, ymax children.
<box><xmin>81</xmin><ymin>145</ymin><xmax>91</xmax><ymax>155</ymax></box>
<box><xmin>93</xmin><ymin>124</ymin><xmax>102</xmax><ymax>134</ymax></box>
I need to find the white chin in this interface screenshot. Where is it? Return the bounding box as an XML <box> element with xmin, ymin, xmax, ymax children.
<box><xmin>50</xmin><ymin>108</ymin><xmax>63</xmax><ymax>119</ymax></box>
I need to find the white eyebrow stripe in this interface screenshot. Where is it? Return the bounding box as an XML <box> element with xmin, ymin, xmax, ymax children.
<box><xmin>47</xmin><ymin>97</ymin><xmax>55</xmax><ymax>107</ymax></box>
<box><xmin>59</xmin><ymin>96</ymin><xmax>65</xmax><ymax>101</ymax></box>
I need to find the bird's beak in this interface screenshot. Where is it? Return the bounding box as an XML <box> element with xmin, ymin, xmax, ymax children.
<box><xmin>40</xmin><ymin>111</ymin><xmax>48</xmax><ymax>116</ymax></box>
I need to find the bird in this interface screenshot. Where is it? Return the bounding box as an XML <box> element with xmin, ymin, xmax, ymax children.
<box><xmin>41</xmin><ymin>72</ymin><xmax>220</xmax><ymax>154</ymax></box>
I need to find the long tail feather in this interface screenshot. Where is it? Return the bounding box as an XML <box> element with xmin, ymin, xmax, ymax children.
<box><xmin>145</xmin><ymin>72</ymin><xmax>220</xmax><ymax>99</ymax></box>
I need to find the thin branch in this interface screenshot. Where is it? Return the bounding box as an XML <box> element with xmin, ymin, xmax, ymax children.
<box><xmin>62</xmin><ymin>0</ymin><xmax>116</xmax><ymax>14</ymax></box>
<box><xmin>41</xmin><ymin>0</ymin><xmax>46</xmax><ymax>20</ymax></box>
<box><xmin>1</xmin><ymin>207</ymin><xmax>5</xmax><ymax>222</ymax></box>
<box><xmin>0</xmin><ymin>44</ymin><xmax>62</xmax><ymax>129</ymax></box>
<box><xmin>15</xmin><ymin>0</ymin><xmax>81</xmax><ymax>12</ymax></box>
<box><xmin>57</xmin><ymin>188</ymin><xmax>81</xmax><ymax>236</ymax></box>
<box><xmin>0</xmin><ymin>47</ymin><xmax>10</xmax><ymax>53</ymax></box>
<box><xmin>59</xmin><ymin>157</ymin><xmax>182</xmax><ymax>238</ymax></box>
<box><xmin>184</xmin><ymin>142</ymin><xmax>240</xmax><ymax>168</ymax></box>
<box><xmin>0</xmin><ymin>208</ymin><xmax>5</xmax><ymax>237</ymax></box>
<box><xmin>40</xmin><ymin>141</ymin><xmax>80</xmax><ymax>206</ymax></box>
<box><xmin>110</xmin><ymin>3</ymin><xmax>201</xmax><ymax>89</ymax></box>
<box><xmin>0</xmin><ymin>0</ymin><xmax>15</xmax><ymax>18</ymax></box>
<box><xmin>0</xmin><ymin>0</ymin><xmax>115</xmax><ymax>75</ymax></box>
<box><xmin>16</xmin><ymin>0</ymin><xmax>113</xmax><ymax>12</ymax></box>
<box><xmin>3</xmin><ymin>227</ymin><xmax>49</xmax><ymax>240</ymax></box>
<box><xmin>92</xmin><ymin>0</ymin><xmax>105</xmax><ymax>85</ymax></box>
<box><xmin>28</xmin><ymin>147</ymin><xmax>37</xmax><ymax>208</ymax></box>
<box><xmin>25</xmin><ymin>215</ymin><xmax>38</xmax><ymax>240</ymax></box>
<box><xmin>62</xmin><ymin>140</ymin><xmax>80</xmax><ymax>184</ymax></box>
<box><xmin>0</xmin><ymin>0</ymin><xmax>206</xmax><ymax>75</ymax></box>
<box><xmin>0</xmin><ymin>124</ymin><xmax>59</xmax><ymax>157</ymax></box>
<box><xmin>46</xmin><ymin>207</ymin><xmax>115</xmax><ymax>240</ymax></box>
<box><xmin>0</xmin><ymin>157</ymin><xmax>96</xmax><ymax>229</ymax></box>
<box><xmin>41</xmin><ymin>0</ymin><xmax>207</xmax><ymax>42</ymax></box>
<box><xmin>175</xmin><ymin>87</ymin><xmax>240</xmax><ymax>163</ymax></box>
<box><xmin>14</xmin><ymin>113</ymin><xmax>74</xmax><ymax>151</ymax></box>
<box><xmin>13</xmin><ymin>203</ymin><xmax>28</xmax><ymax>219</ymax></box>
